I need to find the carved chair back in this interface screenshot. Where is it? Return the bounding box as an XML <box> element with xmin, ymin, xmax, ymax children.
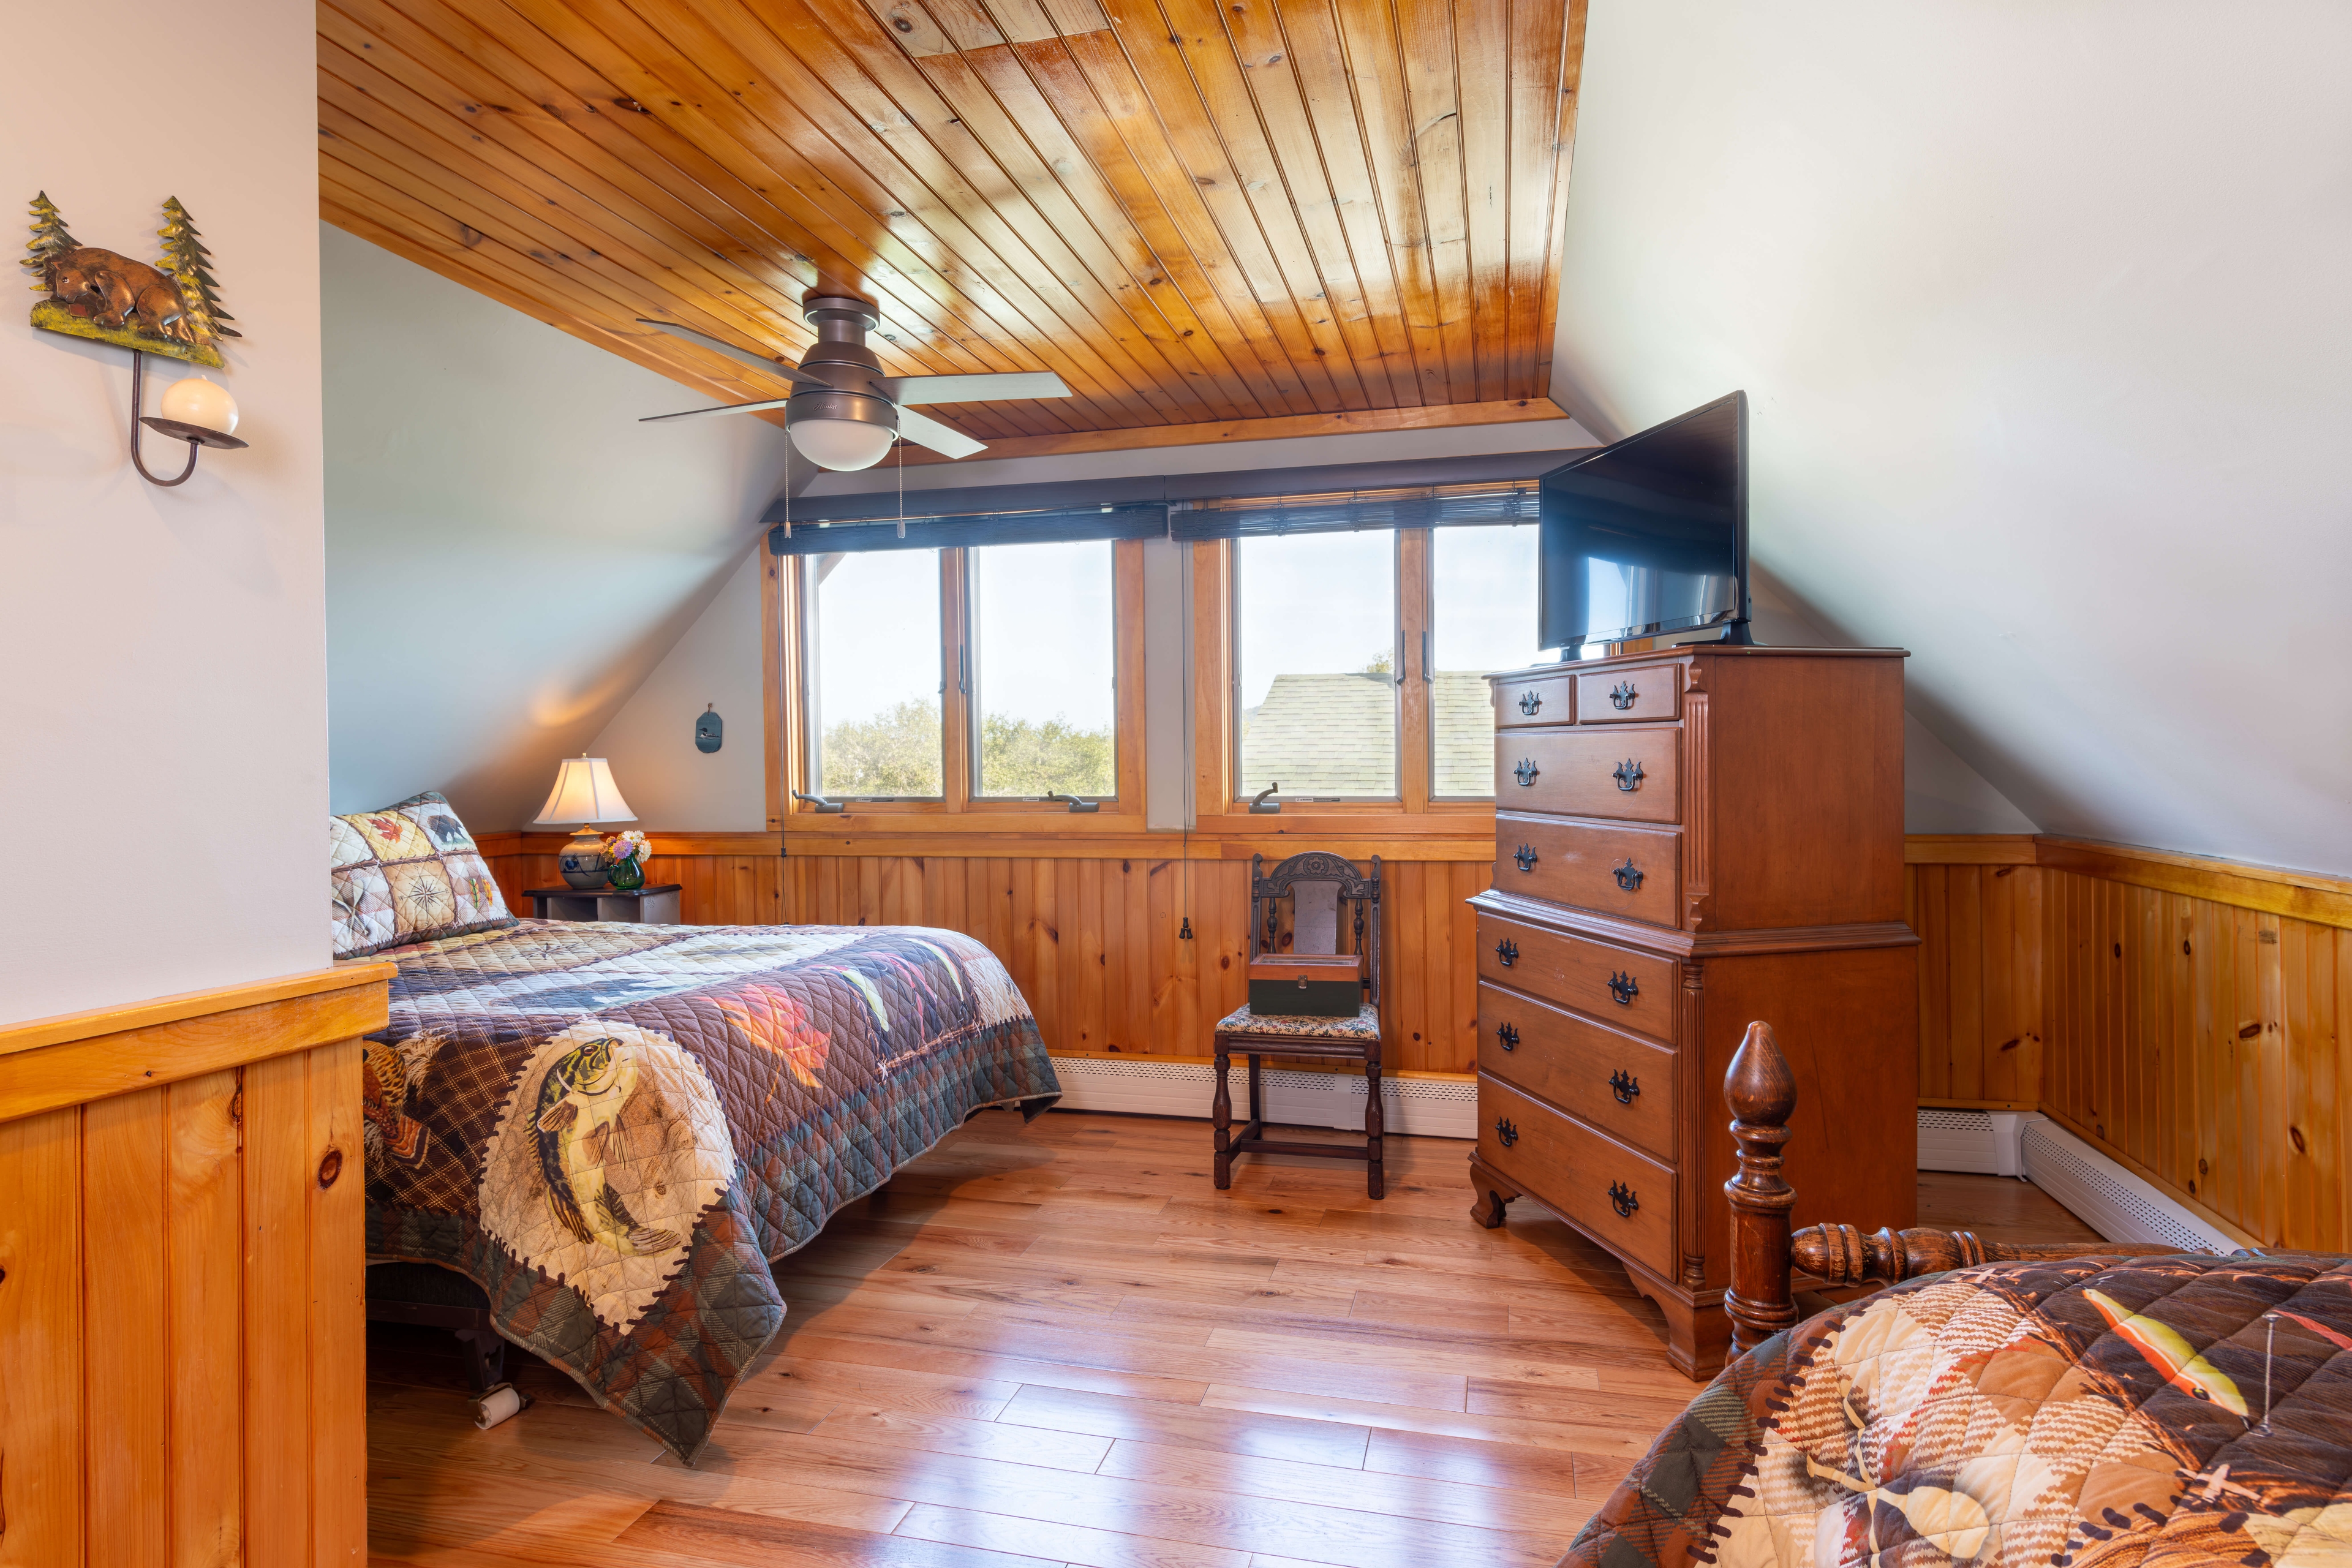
<box><xmin>1247</xmin><ymin>852</ymin><xmax>1382</xmax><ymax>1010</ymax></box>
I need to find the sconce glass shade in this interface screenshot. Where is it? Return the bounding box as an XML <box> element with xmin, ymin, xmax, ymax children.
<box><xmin>159</xmin><ymin>374</ymin><xmax>238</xmax><ymax>435</ymax></box>
<box><xmin>790</xmin><ymin>417</ymin><xmax>896</xmax><ymax>471</ymax></box>
<box><xmin>532</xmin><ymin>755</ymin><xmax>638</xmax><ymax>824</ymax></box>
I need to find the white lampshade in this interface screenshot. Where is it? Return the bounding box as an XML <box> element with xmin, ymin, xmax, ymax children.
<box><xmin>532</xmin><ymin>755</ymin><xmax>637</xmax><ymax>824</ymax></box>
<box><xmin>790</xmin><ymin>417</ymin><xmax>895</xmax><ymax>471</ymax></box>
<box><xmin>159</xmin><ymin>374</ymin><xmax>238</xmax><ymax>435</ymax></box>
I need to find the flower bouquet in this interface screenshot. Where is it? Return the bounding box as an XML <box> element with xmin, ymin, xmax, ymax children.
<box><xmin>604</xmin><ymin>830</ymin><xmax>652</xmax><ymax>891</ymax></box>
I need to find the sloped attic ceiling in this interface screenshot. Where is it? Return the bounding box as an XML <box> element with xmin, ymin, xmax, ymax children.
<box><xmin>1549</xmin><ymin>1</ymin><xmax>2352</xmax><ymax>874</ymax></box>
<box><xmin>323</xmin><ymin>223</ymin><xmax>794</xmax><ymax>829</ymax></box>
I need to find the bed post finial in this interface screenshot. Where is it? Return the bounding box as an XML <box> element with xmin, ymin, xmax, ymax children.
<box><xmin>1724</xmin><ymin>1020</ymin><xmax>1799</xmax><ymax>1358</ymax></box>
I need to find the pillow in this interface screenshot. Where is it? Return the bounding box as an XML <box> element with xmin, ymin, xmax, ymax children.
<box><xmin>330</xmin><ymin>790</ymin><xmax>514</xmax><ymax>958</ymax></box>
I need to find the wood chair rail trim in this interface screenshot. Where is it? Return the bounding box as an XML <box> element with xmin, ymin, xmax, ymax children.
<box><xmin>0</xmin><ymin>967</ymin><xmax>394</xmax><ymax>1125</ymax></box>
<box><xmin>0</xmin><ymin>961</ymin><xmax>396</xmax><ymax>1057</ymax></box>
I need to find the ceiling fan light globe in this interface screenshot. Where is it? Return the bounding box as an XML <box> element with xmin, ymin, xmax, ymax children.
<box><xmin>790</xmin><ymin>416</ymin><xmax>896</xmax><ymax>471</ymax></box>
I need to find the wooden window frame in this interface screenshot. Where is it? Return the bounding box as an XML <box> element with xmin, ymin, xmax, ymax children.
<box><xmin>1193</xmin><ymin>537</ymin><xmax>1493</xmax><ymax>845</ymax></box>
<box><xmin>1226</xmin><ymin>528</ymin><xmax>1406</xmax><ymax>805</ymax></box>
<box><xmin>767</xmin><ymin>539</ymin><xmax>1147</xmax><ymax>831</ymax></box>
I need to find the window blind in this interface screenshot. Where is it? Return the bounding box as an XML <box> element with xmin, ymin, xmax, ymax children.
<box><xmin>1166</xmin><ymin>478</ymin><xmax>1541</xmax><ymax>540</ymax></box>
<box><xmin>768</xmin><ymin>503</ymin><xmax>1166</xmax><ymax>556</ymax></box>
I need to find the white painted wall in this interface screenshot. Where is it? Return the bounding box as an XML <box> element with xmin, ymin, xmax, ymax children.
<box><xmin>0</xmin><ymin>0</ymin><xmax>329</xmax><ymax>1022</ymax></box>
<box><xmin>587</xmin><ymin>546</ymin><xmax>769</xmax><ymax>831</ymax></box>
<box><xmin>1552</xmin><ymin>0</ymin><xmax>2352</xmax><ymax>873</ymax></box>
<box><xmin>322</xmin><ymin>226</ymin><xmax>793</xmax><ymax>831</ymax></box>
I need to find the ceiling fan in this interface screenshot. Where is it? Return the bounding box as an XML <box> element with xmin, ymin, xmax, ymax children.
<box><xmin>636</xmin><ymin>296</ymin><xmax>1071</xmax><ymax>470</ymax></box>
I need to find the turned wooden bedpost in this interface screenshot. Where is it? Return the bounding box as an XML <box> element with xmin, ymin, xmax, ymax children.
<box><xmin>1724</xmin><ymin>1021</ymin><xmax>1800</xmax><ymax>1357</ymax></box>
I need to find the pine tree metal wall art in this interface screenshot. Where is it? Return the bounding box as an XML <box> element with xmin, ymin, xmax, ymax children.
<box><xmin>23</xmin><ymin>192</ymin><xmax>239</xmax><ymax>369</ymax></box>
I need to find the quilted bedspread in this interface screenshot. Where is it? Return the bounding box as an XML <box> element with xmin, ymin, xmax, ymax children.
<box><xmin>1566</xmin><ymin>1253</ymin><xmax>2352</xmax><ymax>1568</ymax></box>
<box><xmin>360</xmin><ymin>918</ymin><xmax>1058</xmax><ymax>1461</ymax></box>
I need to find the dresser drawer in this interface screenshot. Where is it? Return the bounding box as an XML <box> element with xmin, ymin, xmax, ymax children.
<box><xmin>1477</xmin><ymin>916</ymin><xmax>1678</xmax><ymax>1043</ymax></box>
<box><xmin>1575</xmin><ymin>663</ymin><xmax>1681</xmax><ymax>725</ymax></box>
<box><xmin>1477</xmin><ymin>983</ymin><xmax>1677</xmax><ymax>1159</ymax></box>
<box><xmin>1494</xmin><ymin>815</ymin><xmax>1680</xmax><ymax>927</ymax></box>
<box><xmin>1479</xmin><ymin>1074</ymin><xmax>1676</xmax><ymax>1280</ymax></box>
<box><xmin>1493</xmin><ymin>670</ymin><xmax>1577</xmax><ymax>729</ymax></box>
<box><xmin>1494</xmin><ymin>727</ymin><xmax>1679</xmax><ymax>824</ymax></box>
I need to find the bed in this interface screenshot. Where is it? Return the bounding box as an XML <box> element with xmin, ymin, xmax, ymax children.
<box><xmin>356</xmin><ymin>915</ymin><xmax>1058</xmax><ymax>1463</ymax></box>
<box><xmin>1562</xmin><ymin>1023</ymin><xmax>2352</xmax><ymax>1568</ymax></box>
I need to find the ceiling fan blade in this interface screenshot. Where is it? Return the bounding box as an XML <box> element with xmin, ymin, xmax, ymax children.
<box><xmin>874</xmin><ymin>371</ymin><xmax>1074</xmax><ymax>405</ymax></box>
<box><xmin>897</xmin><ymin>406</ymin><xmax>988</xmax><ymax>459</ymax></box>
<box><xmin>639</xmin><ymin>397</ymin><xmax>796</xmax><ymax>424</ymax></box>
<box><xmin>635</xmin><ymin>318</ymin><xmax>825</xmax><ymax>387</ymax></box>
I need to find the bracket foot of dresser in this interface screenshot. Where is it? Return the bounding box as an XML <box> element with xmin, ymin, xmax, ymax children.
<box><xmin>1467</xmin><ymin>1152</ymin><xmax>1523</xmax><ymax>1229</ymax></box>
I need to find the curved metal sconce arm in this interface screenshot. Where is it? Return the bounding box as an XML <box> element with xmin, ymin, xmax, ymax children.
<box><xmin>129</xmin><ymin>349</ymin><xmax>246</xmax><ymax>487</ymax></box>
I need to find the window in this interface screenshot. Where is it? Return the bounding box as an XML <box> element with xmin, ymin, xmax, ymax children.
<box><xmin>968</xmin><ymin>540</ymin><xmax>1116</xmax><ymax>798</ymax></box>
<box><xmin>804</xmin><ymin>549</ymin><xmax>943</xmax><ymax>798</ymax></box>
<box><xmin>1234</xmin><ymin>531</ymin><xmax>1398</xmax><ymax>800</ymax></box>
<box><xmin>1429</xmin><ymin>524</ymin><xmax>1551</xmax><ymax>797</ymax></box>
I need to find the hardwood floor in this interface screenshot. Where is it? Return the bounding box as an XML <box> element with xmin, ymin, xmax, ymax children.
<box><xmin>366</xmin><ymin>1111</ymin><xmax>2097</xmax><ymax>1568</ymax></box>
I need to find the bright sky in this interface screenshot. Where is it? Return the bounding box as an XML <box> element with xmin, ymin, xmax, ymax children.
<box><xmin>811</xmin><ymin>542</ymin><xmax>1116</xmax><ymax>733</ymax></box>
<box><xmin>1236</xmin><ymin>524</ymin><xmax>1556</xmax><ymax>707</ymax></box>
<box><xmin>812</xmin><ymin>526</ymin><xmax>1559</xmax><ymax>733</ymax></box>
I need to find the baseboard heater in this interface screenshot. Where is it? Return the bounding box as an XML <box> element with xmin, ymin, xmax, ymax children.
<box><xmin>1046</xmin><ymin>1055</ymin><xmax>1479</xmax><ymax>1139</ymax></box>
<box><xmin>1917</xmin><ymin>1108</ymin><xmax>2239</xmax><ymax>1252</ymax></box>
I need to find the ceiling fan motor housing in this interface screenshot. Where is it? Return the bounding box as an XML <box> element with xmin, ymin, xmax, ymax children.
<box><xmin>786</xmin><ymin>296</ymin><xmax>899</xmax><ymax>440</ymax></box>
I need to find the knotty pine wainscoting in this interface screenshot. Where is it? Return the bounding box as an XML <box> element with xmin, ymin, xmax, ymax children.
<box><xmin>482</xmin><ymin>830</ymin><xmax>2352</xmax><ymax>1253</ymax></box>
<box><xmin>0</xmin><ymin>963</ymin><xmax>392</xmax><ymax>1566</ymax></box>
<box><xmin>479</xmin><ymin>830</ymin><xmax>1493</xmax><ymax>1077</ymax></box>
<box><xmin>1909</xmin><ymin>834</ymin><xmax>2352</xmax><ymax>1254</ymax></box>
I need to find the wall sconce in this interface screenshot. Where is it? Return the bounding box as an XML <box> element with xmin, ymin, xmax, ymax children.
<box><xmin>130</xmin><ymin>349</ymin><xmax>246</xmax><ymax>486</ymax></box>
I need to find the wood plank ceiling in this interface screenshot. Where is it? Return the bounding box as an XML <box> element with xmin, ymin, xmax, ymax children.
<box><xmin>317</xmin><ymin>0</ymin><xmax>1587</xmax><ymax>456</ymax></box>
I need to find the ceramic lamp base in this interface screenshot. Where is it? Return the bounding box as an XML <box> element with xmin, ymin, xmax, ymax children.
<box><xmin>557</xmin><ymin>827</ymin><xmax>610</xmax><ymax>889</ymax></box>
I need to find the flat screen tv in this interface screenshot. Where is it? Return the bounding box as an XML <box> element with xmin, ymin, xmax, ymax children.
<box><xmin>1536</xmin><ymin>391</ymin><xmax>1748</xmax><ymax>652</ymax></box>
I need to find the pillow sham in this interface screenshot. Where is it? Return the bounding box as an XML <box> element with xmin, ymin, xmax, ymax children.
<box><xmin>330</xmin><ymin>790</ymin><xmax>513</xmax><ymax>958</ymax></box>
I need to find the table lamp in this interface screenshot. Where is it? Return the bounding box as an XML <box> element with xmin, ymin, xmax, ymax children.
<box><xmin>533</xmin><ymin>755</ymin><xmax>638</xmax><ymax>888</ymax></box>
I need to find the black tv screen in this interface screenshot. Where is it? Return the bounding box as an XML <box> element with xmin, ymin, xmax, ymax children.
<box><xmin>1536</xmin><ymin>392</ymin><xmax>1747</xmax><ymax>651</ymax></box>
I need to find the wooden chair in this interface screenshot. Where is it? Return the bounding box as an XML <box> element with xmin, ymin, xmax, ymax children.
<box><xmin>1720</xmin><ymin>1020</ymin><xmax>2181</xmax><ymax>1357</ymax></box>
<box><xmin>1213</xmin><ymin>852</ymin><xmax>1386</xmax><ymax>1199</ymax></box>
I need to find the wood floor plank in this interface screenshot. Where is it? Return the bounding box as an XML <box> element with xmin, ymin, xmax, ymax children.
<box><xmin>1199</xmin><ymin>1385</ymin><xmax>1648</xmax><ymax>1459</ymax></box>
<box><xmin>805</xmin><ymin>1404</ymin><xmax>1117</xmax><ymax>1471</ymax></box>
<box><xmin>895</xmin><ymin>1502</ymin><xmax>1251</xmax><ymax>1568</ymax></box>
<box><xmin>655</xmin><ymin>1423</ymin><xmax>1562</xmax><ymax>1567</ymax></box>
<box><xmin>1362</xmin><ymin>1428</ymin><xmax>1581</xmax><ymax>1500</ymax></box>
<box><xmin>1095</xmin><ymin>1439</ymin><xmax>1595</xmax><ymax>1537</ymax></box>
<box><xmin>614</xmin><ymin>1499</ymin><xmax>1061</xmax><ymax>1567</ymax></box>
<box><xmin>997</xmin><ymin>1384</ymin><xmax>1373</xmax><ymax>1468</ymax></box>
<box><xmin>368</xmin><ymin>1110</ymin><xmax>2100</xmax><ymax>1568</ymax></box>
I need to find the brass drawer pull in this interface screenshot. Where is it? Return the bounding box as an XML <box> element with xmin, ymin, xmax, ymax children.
<box><xmin>1495</xmin><ymin>1118</ymin><xmax>1520</xmax><ymax>1147</ymax></box>
<box><xmin>1613</xmin><ymin>859</ymin><xmax>1644</xmax><ymax>892</ymax></box>
<box><xmin>1607</xmin><ymin>970</ymin><xmax>1638</xmax><ymax>1005</ymax></box>
<box><xmin>1513</xmin><ymin>843</ymin><xmax>1538</xmax><ymax>873</ymax></box>
<box><xmin>1496</xmin><ymin>1022</ymin><xmax>1518</xmax><ymax>1052</ymax></box>
<box><xmin>1496</xmin><ymin>938</ymin><xmax>1518</xmax><ymax>967</ymax></box>
<box><xmin>1513</xmin><ymin>758</ymin><xmax>1540</xmax><ymax>786</ymax></box>
<box><xmin>1518</xmin><ymin>690</ymin><xmax>1542</xmax><ymax>715</ymax></box>
<box><xmin>1607</xmin><ymin>1180</ymin><xmax>1640</xmax><ymax>1218</ymax></box>
<box><xmin>1612</xmin><ymin>759</ymin><xmax>1644</xmax><ymax>791</ymax></box>
<box><xmin>1609</xmin><ymin>1068</ymin><xmax>1640</xmax><ymax>1104</ymax></box>
<box><xmin>1608</xmin><ymin>680</ymin><xmax>1638</xmax><ymax>710</ymax></box>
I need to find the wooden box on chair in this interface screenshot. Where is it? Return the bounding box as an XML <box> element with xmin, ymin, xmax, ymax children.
<box><xmin>1245</xmin><ymin>951</ymin><xmax>1365</xmax><ymax>1017</ymax></box>
<box><xmin>1468</xmin><ymin>646</ymin><xmax>1920</xmax><ymax>1379</ymax></box>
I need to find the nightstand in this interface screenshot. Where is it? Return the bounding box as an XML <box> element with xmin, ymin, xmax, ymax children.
<box><xmin>524</xmin><ymin>884</ymin><xmax>684</xmax><ymax>924</ymax></box>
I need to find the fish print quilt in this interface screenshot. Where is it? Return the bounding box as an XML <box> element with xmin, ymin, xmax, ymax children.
<box><xmin>1564</xmin><ymin>1253</ymin><xmax>2352</xmax><ymax>1568</ymax></box>
<box><xmin>360</xmin><ymin>918</ymin><xmax>1058</xmax><ymax>1461</ymax></box>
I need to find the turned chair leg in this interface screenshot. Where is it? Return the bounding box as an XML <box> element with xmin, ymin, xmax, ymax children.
<box><xmin>1364</xmin><ymin>1054</ymin><xmax>1384</xmax><ymax>1199</ymax></box>
<box><xmin>1212</xmin><ymin>1040</ymin><xmax>1233</xmax><ymax>1189</ymax></box>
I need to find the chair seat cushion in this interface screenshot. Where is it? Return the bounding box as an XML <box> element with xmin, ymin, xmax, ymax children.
<box><xmin>1215</xmin><ymin>1003</ymin><xmax>1380</xmax><ymax>1040</ymax></box>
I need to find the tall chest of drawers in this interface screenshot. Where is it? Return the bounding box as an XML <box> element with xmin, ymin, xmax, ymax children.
<box><xmin>1468</xmin><ymin>647</ymin><xmax>1919</xmax><ymax>1377</ymax></box>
